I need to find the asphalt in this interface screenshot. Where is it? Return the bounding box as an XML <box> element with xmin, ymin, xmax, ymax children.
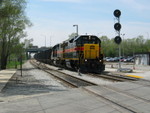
<box><xmin>0</xmin><ymin>66</ymin><xmax>150</xmax><ymax>113</ymax></box>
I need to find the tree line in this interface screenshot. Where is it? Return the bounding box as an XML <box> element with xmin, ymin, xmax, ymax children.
<box><xmin>99</xmin><ymin>35</ymin><xmax>150</xmax><ymax>57</ymax></box>
<box><xmin>0</xmin><ymin>0</ymin><xmax>31</xmax><ymax>69</ymax></box>
<box><xmin>68</xmin><ymin>33</ymin><xmax>150</xmax><ymax>57</ymax></box>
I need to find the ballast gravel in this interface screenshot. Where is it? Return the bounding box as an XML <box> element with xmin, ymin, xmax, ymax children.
<box><xmin>0</xmin><ymin>61</ymin><xmax>67</xmax><ymax>102</ymax></box>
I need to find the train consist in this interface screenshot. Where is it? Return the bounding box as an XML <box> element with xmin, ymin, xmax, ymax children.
<box><xmin>34</xmin><ymin>35</ymin><xmax>105</xmax><ymax>73</ymax></box>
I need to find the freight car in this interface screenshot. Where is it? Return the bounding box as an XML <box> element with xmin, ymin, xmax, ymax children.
<box><xmin>34</xmin><ymin>35</ymin><xmax>105</xmax><ymax>73</ymax></box>
<box><xmin>34</xmin><ymin>49</ymin><xmax>52</xmax><ymax>64</ymax></box>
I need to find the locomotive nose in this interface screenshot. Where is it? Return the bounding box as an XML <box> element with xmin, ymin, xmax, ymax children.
<box><xmin>84</xmin><ymin>44</ymin><xmax>99</xmax><ymax>59</ymax></box>
<box><xmin>91</xmin><ymin>63</ymin><xmax>96</xmax><ymax>68</ymax></box>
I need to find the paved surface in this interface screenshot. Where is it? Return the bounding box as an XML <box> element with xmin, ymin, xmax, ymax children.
<box><xmin>105</xmin><ymin>64</ymin><xmax>150</xmax><ymax>80</ymax></box>
<box><xmin>0</xmin><ymin>69</ymin><xmax>16</xmax><ymax>92</ymax></box>
<box><xmin>0</xmin><ymin>81</ymin><xmax>150</xmax><ymax>113</ymax></box>
<box><xmin>0</xmin><ymin>64</ymin><xmax>150</xmax><ymax>113</ymax></box>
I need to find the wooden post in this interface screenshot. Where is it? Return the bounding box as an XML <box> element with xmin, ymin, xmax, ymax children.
<box><xmin>20</xmin><ymin>55</ymin><xmax>22</xmax><ymax>77</ymax></box>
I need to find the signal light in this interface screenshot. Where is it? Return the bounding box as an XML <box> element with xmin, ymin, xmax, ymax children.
<box><xmin>113</xmin><ymin>9</ymin><xmax>122</xmax><ymax>45</ymax></box>
<box><xmin>114</xmin><ymin>36</ymin><xmax>122</xmax><ymax>44</ymax></box>
<box><xmin>114</xmin><ymin>9</ymin><xmax>121</xmax><ymax>18</ymax></box>
<box><xmin>114</xmin><ymin>23</ymin><xmax>121</xmax><ymax>31</ymax></box>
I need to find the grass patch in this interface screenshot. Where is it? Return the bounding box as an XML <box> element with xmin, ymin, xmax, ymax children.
<box><xmin>7</xmin><ymin>60</ymin><xmax>22</xmax><ymax>69</ymax></box>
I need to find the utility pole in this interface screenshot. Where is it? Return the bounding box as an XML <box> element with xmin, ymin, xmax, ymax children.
<box><xmin>20</xmin><ymin>54</ymin><xmax>22</xmax><ymax>77</ymax></box>
<box><xmin>73</xmin><ymin>24</ymin><xmax>78</xmax><ymax>36</ymax></box>
<box><xmin>50</xmin><ymin>36</ymin><xmax>51</xmax><ymax>47</ymax></box>
<box><xmin>121</xmin><ymin>33</ymin><xmax>125</xmax><ymax>57</ymax></box>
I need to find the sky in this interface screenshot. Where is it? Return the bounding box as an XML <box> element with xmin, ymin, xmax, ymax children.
<box><xmin>25</xmin><ymin>0</ymin><xmax>150</xmax><ymax>47</ymax></box>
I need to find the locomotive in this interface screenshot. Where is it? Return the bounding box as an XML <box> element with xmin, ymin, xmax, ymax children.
<box><xmin>34</xmin><ymin>35</ymin><xmax>105</xmax><ymax>73</ymax></box>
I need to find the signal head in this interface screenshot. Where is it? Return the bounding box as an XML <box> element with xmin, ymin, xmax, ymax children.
<box><xmin>114</xmin><ymin>36</ymin><xmax>122</xmax><ymax>44</ymax></box>
<box><xmin>114</xmin><ymin>23</ymin><xmax>121</xmax><ymax>31</ymax></box>
<box><xmin>114</xmin><ymin>9</ymin><xmax>121</xmax><ymax>18</ymax></box>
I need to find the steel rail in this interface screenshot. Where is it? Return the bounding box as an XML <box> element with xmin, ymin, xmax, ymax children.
<box><xmin>30</xmin><ymin>60</ymin><xmax>97</xmax><ymax>88</ymax></box>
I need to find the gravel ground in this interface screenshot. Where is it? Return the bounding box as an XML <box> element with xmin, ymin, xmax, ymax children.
<box><xmin>0</xmin><ymin>61</ymin><xmax>123</xmax><ymax>102</ymax></box>
<box><xmin>0</xmin><ymin>61</ymin><xmax>67</xmax><ymax>102</ymax></box>
<box><xmin>44</xmin><ymin>61</ymin><xmax>116</xmax><ymax>85</ymax></box>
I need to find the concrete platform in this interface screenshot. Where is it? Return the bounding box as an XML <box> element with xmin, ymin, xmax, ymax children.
<box><xmin>0</xmin><ymin>69</ymin><xmax>16</xmax><ymax>92</ymax></box>
<box><xmin>0</xmin><ymin>66</ymin><xmax>150</xmax><ymax>113</ymax></box>
<box><xmin>85</xmin><ymin>81</ymin><xmax>150</xmax><ymax>113</ymax></box>
<box><xmin>0</xmin><ymin>81</ymin><xmax>150</xmax><ymax>113</ymax></box>
<box><xmin>105</xmin><ymin>67</ymin><xmax>150</xmax><ymax>80</ymax></box>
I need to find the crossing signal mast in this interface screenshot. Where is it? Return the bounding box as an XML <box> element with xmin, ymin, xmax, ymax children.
<box><xmin>113</xmin><ymin>9</ymin><xmax>122</xmax><ymax>70</ymax></box>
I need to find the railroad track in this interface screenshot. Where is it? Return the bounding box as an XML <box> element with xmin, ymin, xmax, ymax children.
<box><xmin>30</xmin><ymin>60</ymin><xmax>97</xmax><ymax>88</ymax></box>
<box><xmin>30</xmin><ymin>60</ymin><xmax>150</xmax><ymax>112</ymax></box>
<box><xmin>102</xmin><ymin>71</ymin><xmax>150</xmax><ymax>86</ymax></box>
<box><xmin>104</xmin><ymin>84</ymin><xmax>150</xmax><ymax>103</ymax></box>
<box><xmin>87</xmin><ymin>72</ymin><xmax>139</xmax><ymax>82</ymax></box>
<box><xmin>30</xmin><ymin>60</ymin><xmax>139</xmax><ymax>87</ymax></box>
<box><xmin>83</xmin><ymin>80</ymin><xmax>150</xmax><ymax>113</ymax></box>
<box><xmin>87</xmin><ymin>71</ymin><xmax>150</xmax><ymax>91</ymax></box>
<box><xmin>83</xmin><ymin>87</ymin><xmax>141</xmax><ymax>113</ymax></box>
<box><xmin>130</xmin><ymin>79</ymin><xmax>150</xmax><ymax>89</ymax></box>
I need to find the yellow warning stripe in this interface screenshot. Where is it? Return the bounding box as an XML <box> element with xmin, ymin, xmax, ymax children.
<box><xmin>126</xmin><ymin>75</ymin><xmax>143</xmax><ymax>78</ymax></box>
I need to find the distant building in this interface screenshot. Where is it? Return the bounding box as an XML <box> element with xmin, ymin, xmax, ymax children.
<box><xmin>135</xmin><ymin>52</ymin><xmax>150</xmax><ymax>65</ymax></box>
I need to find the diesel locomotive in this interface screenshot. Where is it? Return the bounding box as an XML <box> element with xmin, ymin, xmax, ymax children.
<box><xmin>34</xmin><ymin>35</ymin><xmax>105</xmax><ymax>73</ymax></box>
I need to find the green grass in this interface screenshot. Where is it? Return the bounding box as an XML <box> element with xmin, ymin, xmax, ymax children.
<box><xmin>7</xmin><ymin>60</ymin><xmax>22</xmax><ymax>69</ymax></box>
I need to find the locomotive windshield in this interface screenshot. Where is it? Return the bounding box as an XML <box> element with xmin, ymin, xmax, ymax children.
<box><xmin>76</xmin><ymin>36</ymin><xmax>100</xmax><ymax>46</ymax></box>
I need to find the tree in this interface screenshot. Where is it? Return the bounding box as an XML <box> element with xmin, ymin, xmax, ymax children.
<box><xmin>99</xmin><ymin>36</ymin><xmax>118</xmax><ymax>57</ymax></box>
<box><xmin>24</xmin><ymin>38</ymin><xmax>33</xmax><ymax>49</ymax></box>
<box><xmin>145</xmin><ymin>39</ymin><xmax>150</xmax><ymax>52</ymax></box>
<box><xmin>0</xmin><ymin>0</ymin><xmax>32</xmax><ymax>69</ymax></box>
<box><xmin>99</xmin><ymin>36</ymin><xmax>110</xmax><ymax>56</ymax></box>
<box><xmin>68</xmin><ymin>33</ymin><xmax>77</xmax><ymax>40</ymax></box>
<box><xmin>99</xmin><ymin>35</ymin><xmax>150</xmax><ymax>57</ymax></box>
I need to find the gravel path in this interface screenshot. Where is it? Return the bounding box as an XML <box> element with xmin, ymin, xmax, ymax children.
<box><xmin>0</xmin><ymin>61</ymin><xmax>67</xmax><ymax>102</ymax></box>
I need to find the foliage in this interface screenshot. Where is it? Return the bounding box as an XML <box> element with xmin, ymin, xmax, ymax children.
<box><xmin>24</xmin><ymin>38</ymin><xmax>33</xmax><ymax>49</ymax></box>
<box><xmin>68</xmin><ymin>33</ymin><xmax>78</xmax><ymax>40</ymax></box>
<box><xmin>99</xmin><ymin>35</ymin><xmax>150</xmax><ymax>57</ymax></box>
<box><xmin>0</xmin><ymin>0</ymin><xmax>32</xmax><ymax>69</ymax></box>
<box><xmin>7</xmin><ymin>53</ymin><xmax>26</xmax><ymax>69</ymax></box>
<box><xmin>67</xmin><ymin>33</ymin><xmax>150</xmax><ymax>57</ymax></box>
<box><xmin>7</xmin><ymin>60</ymin><xmax>20</xmax><ymax>69</ymax></box>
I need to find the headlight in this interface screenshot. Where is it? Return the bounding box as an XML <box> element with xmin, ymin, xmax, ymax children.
<box><xmin>99</xmin><ymin>60</ymin><xmax>102</xmax><ymax>62</ymax></box>
<box><xmin>85</xmin><ymin>59</ymin><xmax>87</xmax><ymax>62</ymax></box>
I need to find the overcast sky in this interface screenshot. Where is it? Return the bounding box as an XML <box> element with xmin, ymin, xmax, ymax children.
<box><xmin>26</xmin><ymin>0</ymin><xmax>150</xmax><ymax>47</ymax></box>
